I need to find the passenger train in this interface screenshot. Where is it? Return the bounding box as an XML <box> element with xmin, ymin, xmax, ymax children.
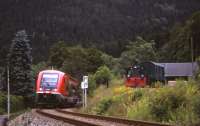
<box><xmin>35</xmin><ymin>70</ymin><xmax>80</xmax><ymax>106</ymax></box>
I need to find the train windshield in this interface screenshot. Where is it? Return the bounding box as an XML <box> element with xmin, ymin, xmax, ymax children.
<box><xmin>41</xmin><ymin>73</ymin><xmax>59</xmax><ymax>89</ymax></box>
<box><xmin>127</xmin><ymin>66</ymin><xmax>143</xmax><ymax>77</ymax></box>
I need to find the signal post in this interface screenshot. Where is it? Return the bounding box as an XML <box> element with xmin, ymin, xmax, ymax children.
<box><xmin>81</xmin><ymin>76</ymin><xmax>88</xmax><ymax>108</ymax></box>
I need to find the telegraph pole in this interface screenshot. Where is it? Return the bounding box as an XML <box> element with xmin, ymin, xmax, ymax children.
<box><xmin>191</xmin><ymin>37</ymin><xmax>194</xmax><ymax>77</ymax></box>
<box><xmin>7</xmin><ymin>66</ymin><xmax>10</xmax><ymax>119</ymax></box>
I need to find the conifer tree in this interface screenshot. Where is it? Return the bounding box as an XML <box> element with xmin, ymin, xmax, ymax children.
<box><xmin>8</xmin><ymin>30</ymin><xmax>33</xmax><ymax>96</ymax></box>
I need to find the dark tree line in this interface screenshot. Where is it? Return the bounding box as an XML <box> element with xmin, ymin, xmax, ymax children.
<box><xmin>0</xmin><ymin>0</ymin><xmax>200</xmax><ymax>64</ymax></box>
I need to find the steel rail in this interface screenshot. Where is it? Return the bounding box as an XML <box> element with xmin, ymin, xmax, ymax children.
<box><xmin>36</xmin><ymin>109</ymin><xmax>99</xmax><ymax>126</ymax></box>
<box><xmin>56</xmin><ymin>109</ymin><xmax>174</xmax><ymax>126</ymax></box>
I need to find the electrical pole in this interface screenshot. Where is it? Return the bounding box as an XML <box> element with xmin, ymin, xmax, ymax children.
<box><xmin>7</xmin><ymin>66</ymin><xmax>10</xmax><ymax>119</ymax></box>
<box><xmin>191</xmin><ymin>37</ymin><xmax>195</xmax><ymax>78</ymax></box>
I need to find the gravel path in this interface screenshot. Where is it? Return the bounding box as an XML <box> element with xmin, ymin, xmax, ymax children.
<box><xmin>8</xmin><ymin>110</ymin><xmax>75</xmax><ymax>126</ymax></box>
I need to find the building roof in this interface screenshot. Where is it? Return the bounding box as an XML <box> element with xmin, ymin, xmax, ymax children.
<box><xmin>159</xmin><ymin>62</ymin><xmax>198</xmax><ymax>77</ymax></box>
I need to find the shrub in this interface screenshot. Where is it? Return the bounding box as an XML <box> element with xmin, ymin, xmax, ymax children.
<box><xmin>132</xmin><ymin>89</ymin><xmax>143</xmax><ymax>101</ymax></box>
<box><xmin>0</xmin><ymin>93</ymin><xmax>7</xmax><ymax>114</ymax></box>
<box><xmin>94</xmin><ymin>98</ymin><xmax>113</xmax><ymax>115</ymax></box>
<box><xmin>149</xmin><ymin>88</ymin><xmax>186</xmax><ymax>121</ymax></box>
<box><xmin>0</xmin><ymin>93</ymin><xmax>25</xmax><ymax>114</ymax></box>
<box><xmin>88</xmin><ymin>74</ymin><xmax>97</xmax><ymax>96</ymax></box>
<box><xmin>94</xmin><ymin>66</ymin><xmax>113</xmax><ymax>87</ymax></box>
<box><xmin>127</xmin><ymin>97</ymin><xmax>152</xmax><ymax>120</ymax></box>
<box><xmin>10</xmin><ymin>95</ymin><xmax>25</xmax><ymax>113</ymax></box>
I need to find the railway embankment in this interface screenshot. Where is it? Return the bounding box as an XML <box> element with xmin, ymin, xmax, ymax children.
<box><xmin>8</xmin><ymin>110</ymin><xmax>74</xmax><ymax>126</ymax></box>
<box><xmin>82</xmin><ymin>79</ymin><xmax>200</xmax><ymax>126</ymax></box>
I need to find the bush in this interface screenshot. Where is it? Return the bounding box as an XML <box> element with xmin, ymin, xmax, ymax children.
<box><xmin>127</xmin><ymin>97</ymin><xmax>152</xmax><ymax>120</ymax></box>
<box><xmin>0</xmin><ymin>93</ymin><xmax>25</xmax><ymax>114</ymax></box>
<box><xmin>88</xmin><ymin>74</ymin><xmax>97</xmax><ymax>96</ymax></box>
<box><xmin>127</xmin><ymin>81</ymin><xmax>200</xmax><ymax>125</ymax></box>
<box><xmin>149</xmin><ymin>88</ymin><xmax>186</xmax><ymax>121</ymax></box>
<box><xmin>94</xmin><ymin>98</ymin><xmax>113</xmax><ymax>115</ymax></box>
<box><xmin>0</xmin><ymin>93</ymin><xmax>7</xmax><ymax>114</ymax></box>
<box><xmin>10</xmin><ymin>95</ymin><xmax>25</xmax><ymax>113</ymax></box>
<box><xmin>94</xmin><ymin>65</ymin><xmax>113</xmax><ymax>87</ymax></box>
<box><xmin>132</xmin><ymin>89</ymin><xmax>143</xmax><ymax>101</ymax></box>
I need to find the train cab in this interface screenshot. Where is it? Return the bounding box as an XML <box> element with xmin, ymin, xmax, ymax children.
<box><xmin>35</xmin><ymin>70</ymin><xmax>79</xmax><ymax>105</ymax></box>
<box><xmin>125</xmin><ymin>65</ymin><xmax>147</xmax><ymax>87</ymax></box>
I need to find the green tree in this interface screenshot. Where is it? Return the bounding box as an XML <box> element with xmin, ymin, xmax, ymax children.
<box><xmin>94</xmin><ymin>65</ymin><xmax>112</xmax><ymax>88</ymax></box>
<box><xmin>61</xmin><ymin>46</ymin><xmax>88</xmax><ymax>79</ymax></box>
<box><xmin>48</xmin><ymin>41</ymin><xmax>69</xmax><ymax>69</ymax></box>
<box><xmin>8</xmin><ymin>30</ymin><xmax>33</xmax><ymax>96</ymax></box>
<box><xmin>85</xmin><ymin>48</ymin><xmax>104</xmax><ymax>73</ymax></box>
<box><xmin>160</xmin><ymin>11</ymin><xmax>200</xmax><ymax>62</ymax></box>
<box><xmin>49</xmin><ymin>42</ymin><xmax>104</xmax><ymax>79</ymax></box>
<box><xmin>31</xmin><ymin>61</ymin><xmax>48</xmax><ymax>84</ymax></box>
<box><xmin>119</xmin><ymin>36</ymin><xmax>157</xmax><ymax>69</ymax></box>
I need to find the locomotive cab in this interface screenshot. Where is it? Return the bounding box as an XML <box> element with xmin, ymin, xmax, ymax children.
<box><xmin>125</xmin><ymin>65</ymin><xmax>147</xmax><ymax>87</ymax></box>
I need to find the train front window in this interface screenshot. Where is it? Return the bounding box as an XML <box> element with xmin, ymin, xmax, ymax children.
<box><xmin>127</xmin><ymin>67</ymin><xmax>141</xmax><ymax>77</ymax></box>
<box><xmin>41</xmin><ymin>73</ymin><xmax>59</xmax><ymax>89</ymax></box>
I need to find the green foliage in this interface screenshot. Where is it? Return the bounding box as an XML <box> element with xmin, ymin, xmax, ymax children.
<box><xmin>0</xmin><ymin>93</ymin><xmax>6</xmax><ymax>114</ymax></box>
<box><xmin>8</xmin><ymin>30</ymin><xmax>33</xmax><ymax>96</ymax></box>
<box><xmin>0</xmin><ymin>93</ymin><xmax>25</xmax><ymax>114</ymax></box>
<box><xmin>149</xmin><ymin>88</ymin><xmax>186</xmax><ymax>121</ymax></box>
<box><xmin>61</xmin><ymin>46</ymin><xmax>90</xmax><ymax>79</ymax></box>
<box><xmin>127</xmin><ymin>97</ymin><xmax>152</xmax><ymax>120</ymax></box>
<box><xmin>86</xmin><ymin>80</ymin><xmax>200</xmax><ymax>126</ymax></box>
<box><xmin>101</xmin><ymin>53</ymin><xmax>121</xmax><ymax>75</ymax></box>
<box><xmin>127</xmin><ymin>81</ymin><xmax>200</xmax><ymax>125</ymax></box>
<box><xmin>48</xmin><ymin>42</ymin><xmax>104</xmax><ymax>79</ymax></box>
<box><xmin>132</xmin><ymin>89</ymin><xmax>143</xmax><ymax>101</ymax></box>
<box><xmin>94</xmin><ymin>98</ymin><xmax>113</xmax><ymax>115</ymax></box>
<box><xmin>161</xmin><ymin>11</ymin><xmax>200</xmax><ymax>61</ymax></box>
<box><xmin>88</xmin><ymin>74</ymin><xmax>96</xmax><ymax>96</ymax></box>
<box><xmin>48</xmin><ymin>41</ymin><xmax>69</xmax><ymax>68</ymax></box>
<box><xmin>85</xmin><ymin>48</ymin><xmax>104</xmax><ymax>73</ymax></box>
<box><xmin>94</xmin><ymin>66</ymin><xmax>112</xmax><ymax>86</ymax></box>
<box><xmin>119</xmin><ymin>36</ymin><xmax>158</xmax><ymax>69</ymax></box>
<box><xmin>31</xmin><ymin>62</ymin><xmax>47</xmax><ymax>78</ymax></box>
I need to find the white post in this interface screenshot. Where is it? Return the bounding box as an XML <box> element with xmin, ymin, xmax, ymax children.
<box><xmin>82</xmin><ymin>89</ymin><xmax>85</xmax><ymax>108</ymax></box>
<box><xmin>7</xmin><ymin>66</ymin><xmax>10</xmax><ymax>119</ymax></box>
<box><xmin>85</xmin><ymin>88</ymin><xmax>87</xmax><ymax>107</ymax></box>
<box><xmin>81</xmin><ymin>76</ymin><xmax>88</xmax><ymax>108</ymax></box>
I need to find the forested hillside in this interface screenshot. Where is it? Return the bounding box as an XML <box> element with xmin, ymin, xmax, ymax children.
<box><xmin>0</xmin><ymin>0</ymin><xmax>200</xmax><ymax>64</ymax></box>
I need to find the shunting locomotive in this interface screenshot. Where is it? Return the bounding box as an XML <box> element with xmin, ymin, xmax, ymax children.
<box><xmin>125</xmin><ymin>65</ymin><xmax>147</xmax><ymax>87</ymax></box>
<box><xmin>35</xmin><ymin>70</ymin><xmax>80</xmax><ymax>106</ymax></box>
<box><xmin>125</xmin><ymin>62</ymin><xmax>165</xmax><ymax>87</ymax></box>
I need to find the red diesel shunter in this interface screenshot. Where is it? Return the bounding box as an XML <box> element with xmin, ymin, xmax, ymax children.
<box><xmin>35</xmin><ymin>70</ymin><xmax>79</xmax><ymax>106</ymax></box>
<box><xmin>125</xmin><ymin>65</ymin><xmax>147</xmax><ymax>87</ymax></box>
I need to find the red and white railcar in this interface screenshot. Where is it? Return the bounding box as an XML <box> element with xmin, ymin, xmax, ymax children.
<box><xmin>35</xmin><ymin>70</ymin><xmax>79</xmax><ymax>105</ymax></box>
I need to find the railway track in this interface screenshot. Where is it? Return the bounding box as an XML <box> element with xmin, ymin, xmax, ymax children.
<box><xmin>36</xmin><ymin>109</ymin><xmax>174</xmax><ymax>126</ymax></box>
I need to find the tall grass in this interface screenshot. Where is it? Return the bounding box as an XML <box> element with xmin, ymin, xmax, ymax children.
<box><xmin>83</xmin><ymin>80</ymin><xmax>200</xmax><ymax>126</ymax></box>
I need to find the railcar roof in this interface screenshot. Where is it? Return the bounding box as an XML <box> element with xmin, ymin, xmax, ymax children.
<box><xmin>161</xmin><ymin>62</ymin><xmax>199</xmax><ymax>77</ymax></box>
<box><xmin>40</xmin><ymin>70</ymin><xmax>65</xmax><ymax>75</ymax></box>
<box><xmin>144</xmin><ymin>61</ymin><xmax>199</xmax><ymax>77</ymax></box>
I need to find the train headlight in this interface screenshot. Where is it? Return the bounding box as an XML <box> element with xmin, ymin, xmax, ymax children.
<box><xmin>39</xmin><ymin>88</ymin><xmax>42</xmax><ymax>91</ymax></box>
<box><xmin>53</xmin><ymin>89</ymin><xmax>57</xmax><ymax>91</ymax></box>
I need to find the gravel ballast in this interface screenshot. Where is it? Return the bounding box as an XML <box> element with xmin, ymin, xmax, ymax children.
<box><xmin>8</xmin><ymin>110</ymin><xmax>75</xmax><ymax>126</ymax></box>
